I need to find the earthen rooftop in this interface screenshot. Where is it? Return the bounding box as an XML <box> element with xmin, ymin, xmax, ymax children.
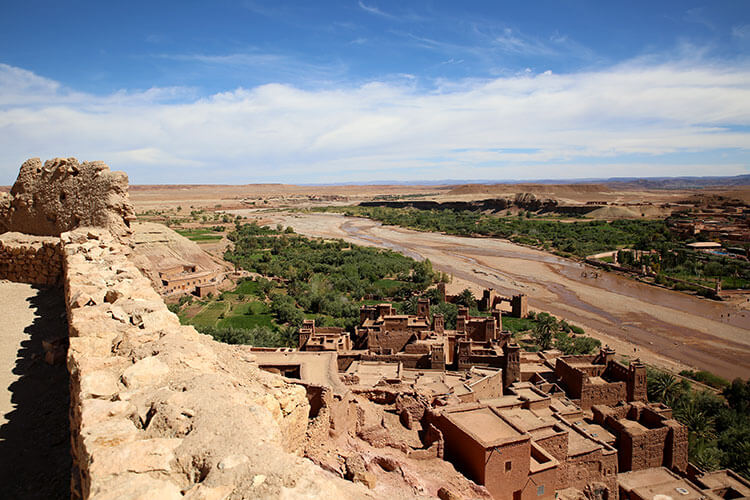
<box><xmin>446</xmin><ymin>407</ymin><xmax>525</xmax><ymax>447</ymax></box>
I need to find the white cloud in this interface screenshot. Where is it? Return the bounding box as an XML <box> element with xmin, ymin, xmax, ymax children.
<box><xmin>358</xmin><ymin>1</ymin><xmax>394</xmax><ymax>19</ymax></box>
<box><xmin>0</xmin><ymin>59</ymin><xmax>748</xmax><ymax>184</ymax></box>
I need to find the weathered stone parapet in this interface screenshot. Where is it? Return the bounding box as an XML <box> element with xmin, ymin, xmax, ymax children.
<box><xmin>1</xmin><ymin>157</ymin><xmax>135</xmax><ymax>238</ymax></box>
<box><xmin>62</xmin><ymin>227</ymin><xmax>373</xmax><ymax>500</ymax></box>
<box><xmin>0</xmin><ymin>231</ymin><xmax>62</xmax><ymax>285</ymax></box>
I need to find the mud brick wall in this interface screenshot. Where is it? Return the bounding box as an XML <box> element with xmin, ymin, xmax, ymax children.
<box><xmin>665</xmin><ymin>419</ymin><xmax>689</xmax><ymax>473</ymax></box>
<box><xmin>559</xmin><ymin>446</ymin><xmax>618</xmax><ymax>498</ymax></box>
<box><xmin>0</xmin><ymin>232</ymin><xmax>62</xmax><ymax>286</ymax></box>
<box><xmin>580</xmin><ymin>380</ymin><xmax>627</xmax><ymax>410</ymax></box>
<box><xmin>617</xmin><ymin>425</ymin><xmax>670</xmax><ymax>472</ymax></box>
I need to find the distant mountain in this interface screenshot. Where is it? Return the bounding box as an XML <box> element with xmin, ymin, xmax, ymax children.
<box><xmin>601</xmin><ymin>175</ymin><xmax>750</xmax><ymax>189</ymax></box>
<box><xmin>300</xmin><ymin>174</ymin><xmax>750</xmax><ymax>189</ymax></box>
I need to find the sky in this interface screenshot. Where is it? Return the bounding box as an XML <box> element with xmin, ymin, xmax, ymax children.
<box><xmin>1</xmin><ymin>1</ymin><xmax>749</xmax><ymax>184</ymax></box>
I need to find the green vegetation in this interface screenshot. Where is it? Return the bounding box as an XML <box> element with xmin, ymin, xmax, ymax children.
<box><xmin>679</xmin><ymin>369</ymin><xmax>730</xmax><ymax>390</ymax></box>
<box><xmin>175</xmin><ymin>227</ymin><xmax>224</xmax><ymax>242</ymax></box>
<box><xmin>619</xmin><ymin>248</ymin><xmax>750</xmax><ymax>290</ymax></box>
<box><xmin>174</xmin><ymin>221</ymin><xmax>442</xmax><ymax>346</ymax></box>
<box><xmin>647</xmin><ymin>370</ymin><xmax>750</xmax><ymax>478</ymax></box>
<box><xmin>224</xmin><ymin>221</ymin><xmax>442</xmax><ymax>329</ymax></box>
<box><xmin>524</xmin><ymin>311</ymin><xmax>601</xmax><ymax>355</ymax></box>
<box><xmin>314</xmin><ymin>205</ymin><xmax>672</xmax><ymax>258</ymax></box>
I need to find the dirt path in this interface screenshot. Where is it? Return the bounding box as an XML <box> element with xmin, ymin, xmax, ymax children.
<box><xmin>0</xmin><ymin>281</ymin><xmax>70</xmax><ymax>499</ymax></box>
<box><xmin>242</xmin><ymin>211</ymin><xmax>750</xmax><ymax>380</ymax></box>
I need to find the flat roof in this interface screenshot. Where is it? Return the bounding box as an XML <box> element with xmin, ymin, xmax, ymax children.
<box><xmin>567</xmin><ymin>423</ymin><xmax>602</xmax><ymax>456</ymax></box>
<box><xmin>571</xmin><ymin>420</ymin><xmax>615</xmax><ymax>444</ymax></box>
<box><xmin>446</xmin><ymin>407</ymin><xmax>526</xmax><ymax>448</ymax></box>
<box><xmin>499</xmin><ymin>408</ymin><xmax>553</xmax><ymax>433</ymax></box>
<box><xmin>514</xmin><ymin>387</ymin><xmax>549</xmax><ymax>403</ymax></box>
<box><xmin>697</xmin><ymin>470</ymin><xmax>750</xmax><ymax>495</ymax></box>
<box><xmin>618</xmin><ymin>468</ymin><xmax>680</xmax><ymax>492</ymax></box>
<box><xmin>631</xmin><ymin>479</ymin><xmax>708</xmax><ymax>500</ymax></box>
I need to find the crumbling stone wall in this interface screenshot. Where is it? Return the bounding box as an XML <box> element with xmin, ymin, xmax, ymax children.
<box><xmin>62</xmin><ymin>227</ymin><xmax>374</xmax><ymax>500</ymax></box>
<box><xmin>0</xmin><ymin>231</ymin><xmax>62</xmax><ymax>285</ymax></box>
<box><xmin>0</xmin><ymin>157</ymin><xmax>135</xmax><ymax>237</ymax></box>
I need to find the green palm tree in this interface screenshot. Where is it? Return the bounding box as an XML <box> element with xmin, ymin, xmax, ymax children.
<box><xmin>648</xmin><ymin>371</ymin><xmax>681</xmax><ymax>404</ymax></box>
<box><xmin>280</xmin><ymin>325</ymin><xmax>299</xmax><ymax>348</ymax></box>
<box><xmin>533</xmin><ymin>314</ymin><xmax>557</xmax><ymax>351</ymax></box>
<box><xmin>689</xmin><ymin>438</ymin><xmax>722</xmax><ymax>472</ymax></box>
<box><xmin>675</xmin><ymin>398</ymin><xmax>716</xmax><ymax>441</ymax></box>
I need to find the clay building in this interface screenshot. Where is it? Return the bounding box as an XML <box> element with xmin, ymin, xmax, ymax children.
<box><xmin>298</xmin><ymin>319</ymin><xmax>352</xmax><ymax>352</ymax></box>
<box><xmin>592</xmin><ymin>401</ymin><xmax>688</xmax><ymax>474</ymax></box>
<box><xmin>554</xmin><ymin>347</ymin><xmax>647</xmax><ymax>409</ymax></box>
<box><xmin>158</xmin><ymin>263</ymin><xmax>222</xmax><ymax>297</ymax></box>
<box><xmin>431</xmin><ymin>390</ymin><xmax>621</xmax><ymax>500</ymax></box>
<box><xmin>478</xmin><ymin>288</ymin><xmax>529</xmax><ymax>318</ymax></box>
<box><xmin>617</xmin><ymin>466</ymin><xmax>750</xmax><ymax>500</ymax></box>
<box><xmin>433</xmin><ymin>405</ymin><xmax>559</xmax><ymax>500</ymax></box>
<box><xmin>343</xmin><ymin>361</ymin><xmax>507</xmax><ymax>404</ymax></box>
<box><xmin>689</xmin><ymin>469</ymin><xmax>750</xmax><ymax>499</ymax></box>
<box><xmin>357</xmin><ymin>301</ymin><xmax>432</xmax><ymax>352</ymax></box>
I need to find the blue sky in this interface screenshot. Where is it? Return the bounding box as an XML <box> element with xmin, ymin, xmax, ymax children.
<box><xmin>1</xmin><ymin>0</ymin><xmax>749</xmax><ymax>184</ymax></box>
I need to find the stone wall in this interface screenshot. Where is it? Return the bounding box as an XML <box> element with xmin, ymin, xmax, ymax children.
<box><xmin>61</xmin><ymin>227</ymin><xmax>374</xmax><ymax>499</ymax></box>
<box><xmin>0</xmin><ymin>231</ymin><xmax>62</xmax><ymax>285</ymax></box>
<box><xmin>0</xmin><ymin>158</ymin><xmax>135</xmax><ymax>238</ymax></box>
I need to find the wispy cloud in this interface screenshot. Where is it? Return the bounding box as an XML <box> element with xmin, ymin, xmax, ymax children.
<box><xmin>0</xmin><ymin>58</ymin><xmax>748</xmax><ymax>183</ymax></box>
<box><xmin>493</xmin><ymin>28</ymin><xmax>556</xmax><ymax>56</ymax></box>
<box><xmin>156</xmin><ymin>51</ymin><xmax>349</xmax><ymax>85</ymax></box>
<box><xmin>358</xmin><ymin>1</ymin><xmax>394</xmax><ymax>19</ymax></box>
<box><xmin>357</xmin><ymin>1</ymin><xmax>427</xmax><ymax>23</ymax></box>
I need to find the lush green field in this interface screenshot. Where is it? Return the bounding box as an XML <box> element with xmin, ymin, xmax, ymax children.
<box><xmin>185</xmin><ymin>301</ymin><xmax>228</xmax><ymax>327</ymax></box>
<box><xmin>175</xmin><ymin>228</ymin><xmax>224</xmax><ymax>242</ymax></box>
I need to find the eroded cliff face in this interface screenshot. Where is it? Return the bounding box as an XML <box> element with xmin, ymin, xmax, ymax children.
<box><xmin>0</xmin><ymin>157</ymin><xmax>135</xmax><ymax>237</ymax></box>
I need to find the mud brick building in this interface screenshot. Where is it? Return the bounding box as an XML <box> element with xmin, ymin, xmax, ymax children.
<box><xmin>433</xmin><ymin>405</ymin><xmax>559</xmax><ymax>500</ymax></box>
<box><xmin>554</xmin><ymin>348</ymin><xmax>647</xmax><ymax>409</ymax></box>
<box><xmin>592</xmin><ymin>401</ymin><xmax>688</xmax><ymax>474</ymax></box>
<box><xmin>298</xmin><ymin>319</ymin><xmax>352</xmax><ymax>352</ymax></box>
<box><xmin>158</xmin><ymin>263</ymin><xmax>222</xmax><ymax>296</ymax></box>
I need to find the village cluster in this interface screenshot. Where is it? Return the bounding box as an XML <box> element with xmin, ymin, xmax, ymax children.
<box><xmin>250</xmin><ymin>285</ymin><xmax>749</xmax><ymax>500</ymax></box>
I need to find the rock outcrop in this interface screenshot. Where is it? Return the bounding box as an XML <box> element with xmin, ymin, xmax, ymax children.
<box><xmin>0</xmin><ymin>157</ymin><xmax>135</xmax><ymax>238</ymax></box>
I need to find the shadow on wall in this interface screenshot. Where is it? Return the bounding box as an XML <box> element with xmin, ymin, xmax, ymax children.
<box><xmin>0</xmin><ymin>286</ymin><xmax>71</xmax><ymax>500</ymax></box>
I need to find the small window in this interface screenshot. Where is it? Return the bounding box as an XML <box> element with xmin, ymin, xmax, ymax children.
<box><xmin>505</xmin><ymin>460</ymin><xmax>512</xmax><ymax>472</ymax></box>
<box><xmin>537</xmin><ymin>485</ymin><xmax>545</xmax><ymax>496</ymax></box>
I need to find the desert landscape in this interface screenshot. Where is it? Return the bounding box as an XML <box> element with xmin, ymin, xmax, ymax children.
<box><xmin>2</xmin><ymin>1</ymin><xmax>750</xmax><ymax>498</ymax></box>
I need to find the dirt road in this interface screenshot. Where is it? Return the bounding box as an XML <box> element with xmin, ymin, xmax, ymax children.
<box><xmin>247</xmin><ymin>211</ymin><xmax>750</xmax><ymax>380</ymax></box>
